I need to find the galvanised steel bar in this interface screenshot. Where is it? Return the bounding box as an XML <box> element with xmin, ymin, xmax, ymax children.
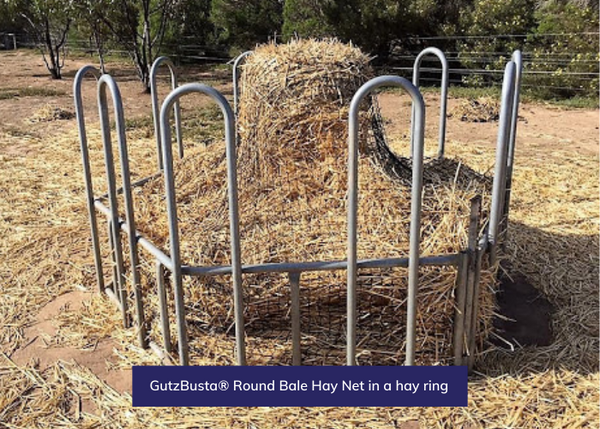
<box><xmin>94</xmin><ymin>200</ymin><xmax>174</xmax><ymax>270</ymax></box>
<box><xmin>289</xmin><ymin>272</ymin><xmax>302</xmax><ymax>366</ymax></box>
<box><xmin>488</xmin><ymin>61</ymin><xmax>516</xmax><ymax>265</ymax></box>
<box><xmin>347</xmin><ymin>76</ymin><xmax>426</xmax><ymax>366</ymax></box>
<box><xmin>463</xmin><ymin>196</ymin><xmax>482</xmax><ymax>364</ymax></box>
<box><xmin>156</xmin><ymin>261</ymin><xmax>172</xmax><ymax>353</ymax></box>
<box><xmin>97</xmin><ymin>75</ymin><xmax>129</xmax><ymax>328</ymax></box>
<box><xmin>98</xmin><ymin>74</ymin><xmax>147</xmax><ymax>347</ymax></box>
<box><xmin>182</xmin><ymin>254</ymin><xmax>458</xmax><ymax>277</ymax></box>
<box><xmin>150</xmin><ymin>57</ymin><xmax>183</xmax><ymax>169</ymax></box>
<box><xmin>96</xmin><ymin>170</ymin><xmax>162</xmax><ymax>201</ymax></box>
<box><xmin>233</xmin><ymin>51</ymin><xmax>253</xmax><ymax>116</ymax></box>
<box><xmin>159</xmin><ymin>83</ymin><xmax>244</xmax><ymax>366</ymax></box>
<box><xmin>107</xmin><ymin>220</ymin><xmax>118</xmax><ymax>292</ymax></box>
<box><xmin>74</xmin><ymin>65</ymin><xmax>103</xmax><ymax>292</ymax></box>
<box><xmin>452</xmin><ymin>252</ymin><xmax>468</xmax><ymax>366</ymax></box>
<box><xmin>411</xmin><ymin>47</ymin><xmax>449</xmax><ymax>159</ymax></box>
<box><xmin>467</xmin><ymin>244</ymin><xmax>485</xmax><ymax>371</ymax></box>
<box><xmin>502</xmin><ymin>50</ymin><xmax>523</xmax><ymax>238</ymax></box>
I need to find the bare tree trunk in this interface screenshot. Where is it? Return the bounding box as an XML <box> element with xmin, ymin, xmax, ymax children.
<box><xmin>93</xmin><ymin>27</ymin><xmax>106</xmax><ymax>74</ymax></box>
<box><xmin>140</xmin><ymin>0</ymin><xmax>152</xmax><ymax>92</ymax></box>
<box><xmin>99</xmin><ymin>0</ymin><xmax>174</xmax><ymax>91</ymax></box>
<box><xmin>43</xmin><ymin>17</ymin><xmax>61</xmax><ymax>79</ymax></box>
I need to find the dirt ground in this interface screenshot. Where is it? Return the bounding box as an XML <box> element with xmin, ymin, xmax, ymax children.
<box><xmin>0</xmin><ymin>49</ymin><xmax>598</xmax><ymax>428</ymax></box>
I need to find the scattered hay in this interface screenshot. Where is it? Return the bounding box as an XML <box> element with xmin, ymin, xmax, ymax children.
<box><xmin>451</xmin><ymin>96</ymin><xmax>500</xmax><ymax>122</ymax></box>
<box><xmin>28</xmin><ymin>104</ymin><xmax>75</xmax><ymax>123</ymax></box>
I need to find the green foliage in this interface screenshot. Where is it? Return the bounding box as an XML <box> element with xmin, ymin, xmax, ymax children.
<box><xmin>324</xmin><ymin>0</ymin><xmax>405</xmax><ymax>56</ymax></box>
<box><xmin>458</xmin><ymin>0</ymin><xmax>536</xmax><ymax>86</ymax></box>
<box><xmin>525</xmin><ymin>1</ymin><xmax>599</xmax><ymax>98</ymax></box>
<box><xmin>163</xmin><ymin>0</ymin><xmax>215</xmax><ymax>50</ymax></box>
<box><xmin>282</xmin><ymin>0</ymin><xmax>333</xmax><ymax>39</ymax></box>
<box><xmin>0</xmin><ymin>0</ymin><xmax>28</xmax><ymax>32</ymax></box>
<box><xmin>211</xmin><ymin>0</ymin><xmax>283</xmax><ymax>49</ymax></box>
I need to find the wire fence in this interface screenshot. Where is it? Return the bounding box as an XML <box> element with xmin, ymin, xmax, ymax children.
<box><xmin>3</xmin><ymin>31</ymin><xmax>598</xmax><ymax>98</ymax></box>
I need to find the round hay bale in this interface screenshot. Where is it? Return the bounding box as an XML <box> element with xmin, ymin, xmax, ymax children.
<box><xmin>131</xmin><ymin>39</ymin><xmax>497</xmax><ymax>366</ymax></box>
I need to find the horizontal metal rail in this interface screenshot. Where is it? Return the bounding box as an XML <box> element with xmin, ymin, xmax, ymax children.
<box><xmin>95</xmin><ymin>171</ymin><xmax>163</xmax><ymax>202</ymax></box>
<box><xmin>181</xmin><ymin>254</ymin><xmax>459</xmax><ymax>276</ymax></box>
<box><xmin>94</xmin><ymin>200</ymin><xmax>174</xmax><ymax>270</ymax></box>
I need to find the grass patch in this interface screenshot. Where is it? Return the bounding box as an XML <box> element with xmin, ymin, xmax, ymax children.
<box><xmin>125</xmin><ymin>115</ymin><xmax>154</xmax><ymax>131</ymax></box>
<box><xmin>122</xmin><ymin>105</ymin><xmax>224</xmax><ymax>144</ymax></box>
<box><xmin>536</xmin><ymin>95</ymin><xmax>599</xmax><ymax>109</ymax></box>
<box><xmin>383</xmin><ymin>85</ymin><xmax>597</xmax><ymax>109</ymax></box>
<box><xmin>181</xmin><ymin>105</ymin><xmax>224</xmax><ymax>144</ymax></box>
<box><xmin>0</xmin><ymin>87</ymin><xmax>66</xmax><ymax>100</ymax></box>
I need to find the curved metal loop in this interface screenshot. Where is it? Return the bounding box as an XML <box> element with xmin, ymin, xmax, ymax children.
<box><xmin>507</xmin><ymin>50</ymin><xmax>523</xmax><ymax>174</ymax></box>
<box><xmin>150</xmin><ymin>56</ymin><xmax>183</xmax><ymax>170</ymax></box>
<box><xmin>233</xmin><ymin>51</ymin><xmax>253</xmax><ymax>116</ymax></box>
<box><xmin>502</xmin><ymin>50</ymin><xmax>523</xmax><ymax>233</ymax></box>
<box><xmin>410</xmin><ymin>47</ymin><xmax>449</xmax><ymax>159</ymax></box>
<box><xmin>159</xmin><ymin>83</ymin><xmax>244</xmax><ymax>366</ymax></box>
<box><xmin>97</xmin><ymin>74</ymin><xmax>147</xmax><ymax>347</ymax></box>
<box><xmin>347</xmin><ymin>76</ymin><xmax>426</xmax><ymax>366</ymax></box>
<box><xmin>488</xmin><ymin>61</ymin><xmax>517</xmax><ymax>264</ymax></box>
<box><xmin>74</xmin><ymin>66</ymin><xmax>103</xmax><ymax>293</ymax></box>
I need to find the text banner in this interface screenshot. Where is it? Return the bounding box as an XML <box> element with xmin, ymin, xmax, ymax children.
<box><xmin>133</xmin><ymin>366</ymin><xmax>468</xmax><ymax>407</ymax></box>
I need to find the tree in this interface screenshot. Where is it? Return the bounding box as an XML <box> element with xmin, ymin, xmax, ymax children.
<box><xmin>282</xmin><ymin>0</ymin><xmax>333</xmax><ymax>39</ymax></box>
<box><xmin>324</xmin><ymin>0</ymin><xmax>413</xmax><ymax>58</ymax></box>
<box><xmin>457</xmin><ymin>0</ymin><xmax>536</xmax><ymax>85</ymax></box>
<box><xmin>162</xmin><ymin>0</ymin><xmax>217</xmax><ymax>55</ymax></box>
<box><xmin>18</xmin><ymin>0</ymin><xmax>75</xmax><ymax>79</ymax></box>
<box><xmin>211</xmin><ymin>0</ymin><xmax>283</xmax><ymax>49</ymax></box>
<box><xmin>97</xmin><ymin>0</ymin><xmax>177</xmax><ymax>91</ymax></box>
<box><xmin>281</xmin><ymin>0</ymin><xmax>416</xmax><ymax>58</ymax></box>
<box><xmin>74</xmin><ymin>0</ymin><xmax>113</xmax><ymax>73</ymax></box>
<box><xmin>525</xmin><ymin>0</ymin><xmax>599</xmax><ymax>98</ymax></box>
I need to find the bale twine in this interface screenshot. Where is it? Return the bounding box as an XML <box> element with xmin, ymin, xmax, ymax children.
<box><xmin>132</xmin><ymin>39</ymin><xmax>497</xmax><ymax>365</ymax></box>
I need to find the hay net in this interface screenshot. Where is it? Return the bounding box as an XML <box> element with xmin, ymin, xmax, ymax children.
<box><xmin>131</xmin><ymin>39</ymin><xmax>496</xmax><ymax>366</ymax></box>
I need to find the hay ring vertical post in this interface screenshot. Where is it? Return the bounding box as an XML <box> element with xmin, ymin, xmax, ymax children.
<box><xmin>233</xmin><ymin>51</ymin><xmax>253</xmax><ymax>116</ymax></box>
<box><xmin>159</xmin><ymin>83</ymin><xmax>244</xmax><ymax>366</ymax></box>
<box><xmin>150</xmin><ymin>56</ymin><xmax>183</xmax><ymax>170</ymax></box>
<box><xmin>97</xmin><ymin>74</ymin><xmax>147</xmax><ymax>347</ymax></box>
<box><xmin>502</xmin><ymin>50</ymin><xmax>523</xmax><ymax>238</ymax></box>
<box><xmin>347</xmin><ymin>76</ymin><xmax>426</xmax><ymax>366</ymax></box>
<box><xmin>74</xmin><ymin>65</ymin><xmax>103</xmax><ymax>293</ymax></box>
<box><xmin>410</xmin><ymin>47</ymin><xmax>449</xmax><ymax>159</ymax></box>
<box><xmin>488</xmin><ymin>61</ymin><xmax>517</xmax><ymax>265</ymax></box>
